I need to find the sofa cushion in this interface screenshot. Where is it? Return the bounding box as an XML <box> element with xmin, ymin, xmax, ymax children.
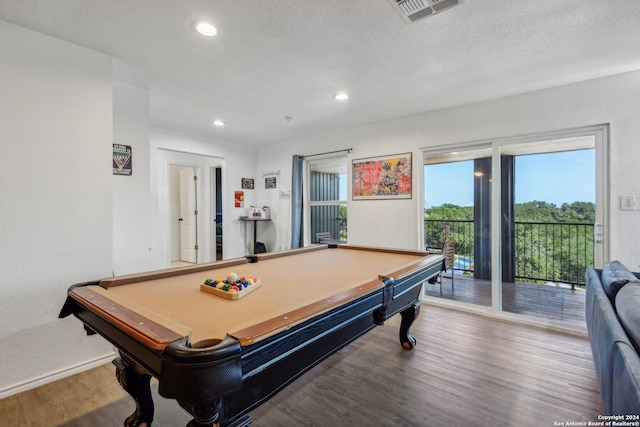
<box><xmin>616</xmin><ymin>282</ymin><xmax>640</xmax><ymax>352</ymax></box>
<box><xmin>601</xmin><ymin>261</ymin><xmax>639</xmax><ymax>302</ymax></box>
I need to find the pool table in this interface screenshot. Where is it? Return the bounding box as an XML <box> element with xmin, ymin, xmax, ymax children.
<box><xmin>60</xmin><ymin>244</ymin><xmax>444</xmax><ymax>427</ymax></box>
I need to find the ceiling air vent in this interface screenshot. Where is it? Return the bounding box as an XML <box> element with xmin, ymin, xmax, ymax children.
<box><xmin>388</xmin><ymin>0</ymin><xmax>464</xmax><ymax>23</ymax></box>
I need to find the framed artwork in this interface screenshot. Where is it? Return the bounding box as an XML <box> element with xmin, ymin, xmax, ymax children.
<box><xmin>265</xmin><ymin>176</ymin><xmax>277</xmax><ymax>189</ymax></box>
<box><xmin>113</xmin><ymin>144</ymin><xmax>132</xmax><ymax>176</ymax></box>
<box><xmin>241</xmin><ymin>178</ymin><xmax>254</xmax><ymax>189</ymax></box>
<box><xmin>352</xmin><ymin>152</ymin><xmax>412</xmax><ymax>200</ymax></box>
<box><xmin>234</xmin><ymin>191</ymin><xmax>244</xmax><ymax>208</ymax></box>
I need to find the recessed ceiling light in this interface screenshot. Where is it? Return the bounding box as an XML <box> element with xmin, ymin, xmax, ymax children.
<box><xmin>213</xmin><ymin>120</ymin><xmax>225</xmax><ymax>127</ymax></box>
<box><xmin>193</xmin><ymin>21</ymin><xmax>217</xmax><ymax>36</ymax></box>
<box><xmin>334</xmin><ymin>93</ymin><xmax>349</xmax><ymax>101</ymax></box>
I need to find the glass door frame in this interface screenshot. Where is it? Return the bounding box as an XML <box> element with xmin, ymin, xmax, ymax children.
<box><xmin>420</xmin><ymin>124</ymin><xmax>609</xmax><ymax>317</ymax></box>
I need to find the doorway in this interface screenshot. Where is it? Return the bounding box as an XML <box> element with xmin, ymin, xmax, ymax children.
<box><xmin>168</xmin><ymin>161</ymin><xmax>224</xmax><ymax>265</ymax></box>
<box><xmin>156</xmin><ymin>149</ymin><xmax>225</xmax><ymax>269</ymax></box>
<box><xmin>170</xmin><ymin>165</ymin><xmax>198</xmax><ymax>265</ymax></box>
<box><xmin>212</xmin><ymin>166</ymin><xmax>223</xmax><ymax>261</ymax></box>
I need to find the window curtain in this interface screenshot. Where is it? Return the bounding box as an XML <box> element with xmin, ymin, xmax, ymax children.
<box><xmin>291</xmin><ymin>155</ymin><xmax>304</xmax><ymax>248</ymax></box>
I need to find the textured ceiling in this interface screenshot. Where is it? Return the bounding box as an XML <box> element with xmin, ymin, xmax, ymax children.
<box><xmin>1</xmin><ymin>0</ymin><xmax>640</xmax><ymax>146</ymax></box>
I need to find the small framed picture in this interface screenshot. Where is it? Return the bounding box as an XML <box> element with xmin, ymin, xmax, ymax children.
<box><xmin>242</xmin><ymin>178</ymin><xmax>254</xmax><ymax>189</ymax></box>
<box><xmin>234</xmin><ymin>191</ymin><xmax>244</xmax><ymax>208</ymax></box>
<box><xmin>265</xmin><ymin>177</ymin><xmax>277</xmax><ymax>189</ymax></box>
<box><xmin>113</xmin><ymin>144</ymin><xmax>132</xmax><ymax>176</ymax></box>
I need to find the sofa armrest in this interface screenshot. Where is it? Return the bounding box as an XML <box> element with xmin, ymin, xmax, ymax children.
<box><xmin>585</xmin><ymin>268</ymin><xmax>634</xmax><ymax>414</ymax></box>
<box><xmin>611</xmin><ymin>341</ymin><xmax>640</xmax><ymax>416</ymax></box>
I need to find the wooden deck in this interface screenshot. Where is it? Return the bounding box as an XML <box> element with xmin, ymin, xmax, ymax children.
<box><xmin>424</xmin><ymin>273</ymin><xmax>586</xmax><ymax>327</ymax></box>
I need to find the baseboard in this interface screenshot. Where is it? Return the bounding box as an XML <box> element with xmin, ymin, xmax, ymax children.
<box><xmin>0</xmin><ymin>352</ymin><xmax>116</xmax><ymax>400</ymax></box>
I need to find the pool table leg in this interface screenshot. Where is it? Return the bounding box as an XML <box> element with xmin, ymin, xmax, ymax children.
<box><xmin>113</xmin><ymin>356</ymin><xmax>154</xmax><ymax>427</ymax></box>
<box><xmin>186</xmin><ymin>414</ymin><xmax>252</xmax><ymax>427</ymax></box>
<box><xmin>399</xmin><ymin>301</ymin><xmax>420</xmax><ymax>350</ymax></box>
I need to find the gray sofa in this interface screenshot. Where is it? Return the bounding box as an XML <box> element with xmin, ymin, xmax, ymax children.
<box><xmin>586</xmin><ymin>261</ymin><xmax>640</xmax><ymax>415</ymax></box>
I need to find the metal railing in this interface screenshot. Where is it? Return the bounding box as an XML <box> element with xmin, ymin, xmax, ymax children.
<box><xmin>338</xmin><ymin>217</ymin><xmax>348</xmax><ymax>240</ymax></box>
<box><xmin>312</xmin><ymin>213</ymin><xmax>348</xmax><ymax>242</ymax></box>
<box><xmin>425</xmin><ymin>219</ymin><xmax>595</xmax><ymax>287</ymax></box>
<box><xmin>425</xmin><ymin>219</ymin><xmax>476</xmax><ymax>277</ymax></box>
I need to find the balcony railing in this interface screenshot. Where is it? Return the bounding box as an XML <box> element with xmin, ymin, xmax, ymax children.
<box><xmin>311</xmin><ymin>211</ymin><xmax>348</xmax><ymax>242</ymax></box>
<box><xmin>425</xmin><ymin>220</ymin><xmax>474</xmax><ymax>272</ymax></box>
<box><xmin>425</xmin><ymin>219</ymin><xmax>595</xmax><ymax>288</ymax></box>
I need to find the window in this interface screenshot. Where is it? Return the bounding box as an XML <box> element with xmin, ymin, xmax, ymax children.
<box><xmin>308</xmin><ymin>156</ymin><xmax>348</xmax><ymax>243</ymax></box>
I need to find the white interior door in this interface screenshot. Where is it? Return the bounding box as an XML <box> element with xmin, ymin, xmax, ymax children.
<box><xmin>179</xmin><ymin>168</ymin><xmax>197</xmax><ymax>263</ymax></box>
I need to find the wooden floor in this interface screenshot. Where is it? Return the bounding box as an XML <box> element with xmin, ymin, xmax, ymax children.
<box><xmin>425</xmin><ymin>274</ymin><xmax>587</xmax><ymax>327</ymax></box>
<box><xmin>0</xmin><ymin>306</ymin><xmax>602</xmax><ymax>427</ymax></box>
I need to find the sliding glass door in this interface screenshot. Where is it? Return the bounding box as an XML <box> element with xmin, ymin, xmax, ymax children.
<box><xmin>423</xmin><ymin>146</ymin><xmax>493</xmax><ymax>307</ymax></box>
<box><xmin>423</xmin><ymin>126</ymin><xmax>607</xmax><ymax>326</ymax></box>
<box><xmin>499</xmin><ymin>136</ymin><xmax>597</xmax><ymax>326</ymax></box>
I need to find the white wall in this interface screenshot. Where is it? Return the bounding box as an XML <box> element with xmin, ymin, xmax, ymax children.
<box><xmin>112</xmin><ymin>81</ymin><xmax>152</xmax><ymax>275</ymax></box>
<box><xmin>256</xmin><ymin>71</ymin><xmax>640</xmax><ymax>265</ymax></box>
<box><xmin>150</xmin><ymin>128</ymin><xmax>258</xmax><ymax>266</ymax></box>
<box><xmin>0</xmin><ymin>21</ymin><xmax>114</xmax><ymax>396</ymax></box>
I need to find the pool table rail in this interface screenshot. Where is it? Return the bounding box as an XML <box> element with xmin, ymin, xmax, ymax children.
<box><xmin>230</xmin><ymin>276</ymin><xmax>383</xmax><ymax>346</ymax></box>
<box><xmin>100</xmin><ymin>257</ymin><xmax>251</xmax><ymax>288</ymax></box>
<box><xmin>66</xmin><ymin>284</ymin><xmax>191</xmax><ymax>351</ymax></box>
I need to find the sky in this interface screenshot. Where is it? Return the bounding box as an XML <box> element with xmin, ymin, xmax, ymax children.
<box><xmin>424</xmin><ymin>149</ymin><xmax>595</xmax><ymax>208</ymax></box>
